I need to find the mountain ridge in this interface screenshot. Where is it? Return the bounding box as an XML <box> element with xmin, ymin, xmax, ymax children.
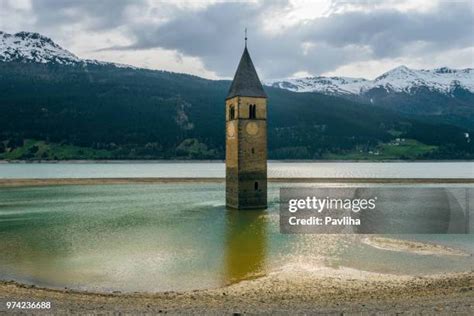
<box><xmin>0</xmin><ymin>31</ymin><xmax>143</xmax><ymax>70</ymax></box>
<box><xmin>266</xmin><ymin>65</ymin><xmax>474</xmax><ymax>96</ymax></box>
<box><xmin>0</xmin><ymin>31</ymin><xmax>472</xmax><ymax>160</ymax></box>
<box><xmin>2</xmin><ymin>30</ymin><xmax>472</xmax><ymax>96</ymax></box>
<box><xmin>0</xmin><ymin>31</ymin><xmax>80</xmax><ymax>65</ymax></box>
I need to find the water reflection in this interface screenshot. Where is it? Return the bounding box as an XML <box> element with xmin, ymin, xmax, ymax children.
<box><xmin>224</xmin><ymin>209</ymin><xmax>267</xmax><ymax>285</ymax></box>
<box><xmin>0</xmin><ymin>184</ymin><xmax>472</xmax><ymax>292</ymax></box>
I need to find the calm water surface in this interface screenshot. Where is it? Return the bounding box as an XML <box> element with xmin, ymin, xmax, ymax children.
<box><xmin>0</xmin><ymin>161</ymin><xmax>473</xmax><ymax>179</ymax></box>
<box><xmin>0</xmin><ymin>182</ymin><xmax>472</xmax><ymax>293</ymax></box>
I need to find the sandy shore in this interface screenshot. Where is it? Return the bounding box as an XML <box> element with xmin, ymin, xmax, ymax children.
<box><xmin>362</xmin><ymin>237</ymin><xmax>471</xmax><ymax>257</ymax></box>
<box><xmin>1</xmin><ymin>177</ymin><xmax>473</xmax><ymax>187</ymax></box>
<box><xmin>0</xmin><ymin>269</ymin><xmax>472</xmax><ymax>314</ymax></box>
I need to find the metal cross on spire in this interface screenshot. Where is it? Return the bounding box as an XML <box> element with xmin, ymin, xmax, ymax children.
<box><xmin>245</xmin><ymin>28</ymin><xmax>247</xmax><ymax>47</ymax></box>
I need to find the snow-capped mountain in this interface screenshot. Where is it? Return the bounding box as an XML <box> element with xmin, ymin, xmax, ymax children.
<box><xmin>266</xmin><ymin>76</ymin><xmax>369</xmax><ymax>95</ymax></box>
<box><xmin>266</xmin><ymin>65</ymin><xmax>474</xmax><ymax>96</ymax></box>
<box><xmin>3</xmin><ymin>30</ymin><xmax>472</xmax><ymax>97</ymax></box>
<box><xmin>0</xmin><ymin>31</ymin><xmax>136</xmax><ymax>69</ymax></box>
<box><xmin>0</xmin><ymin>31</ymin><xmax>81</xmax><ymax>64</ymax></box>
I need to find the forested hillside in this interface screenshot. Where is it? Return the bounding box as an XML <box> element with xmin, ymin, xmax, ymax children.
<box><xmin>0</xmin><ymin>62</ymin><xmax>472</xmax><ymax>160</ymax></box>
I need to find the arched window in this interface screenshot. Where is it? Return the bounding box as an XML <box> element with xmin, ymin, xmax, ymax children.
<box><xmin>229</xmin><ymin>106</ymin><xmax>235</xmax><ymax>120</ymax></box>
<box><xmin>251</xmin><ymin>147</ymin><xmax>255</xmax><ymax>154</ymax></box>
<box><xmin>254</xmin><ymin>181</ymin><xmax>259</xmax><ymax>191</ymax></box>
<box><xmin>249</xmin><ymin>104</ymin><xmax>256</xmax><ymax>119</ymax></box>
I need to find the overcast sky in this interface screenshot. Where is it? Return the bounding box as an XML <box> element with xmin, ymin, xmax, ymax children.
<box><xmin>1</xmin><ymin>0</ymin><xmax>473</xmax><ymax>79</ymax></box>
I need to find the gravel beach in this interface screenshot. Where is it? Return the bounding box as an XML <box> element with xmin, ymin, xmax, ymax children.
<box><xmin>0</xmin><ymin>269</ymin><xmax>472</xmax><ymax>315</ymax></box>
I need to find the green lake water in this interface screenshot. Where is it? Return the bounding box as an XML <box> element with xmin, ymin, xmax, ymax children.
<box><xmin>0</xmin><ymin>182</ymin><xmax>472</xmax><ymax>293</ymax></box>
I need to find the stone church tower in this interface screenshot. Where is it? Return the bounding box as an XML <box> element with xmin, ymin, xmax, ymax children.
<box><xmin>225</xmin><ymin>40</ymin><xmax>267</xmax><ymax>210</ymax></box>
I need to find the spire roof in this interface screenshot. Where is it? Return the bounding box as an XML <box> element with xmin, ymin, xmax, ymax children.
<box><xmin>226</xmin><ymin>47</ymin><xmax>267</xmax><ymax>99</ymax></box>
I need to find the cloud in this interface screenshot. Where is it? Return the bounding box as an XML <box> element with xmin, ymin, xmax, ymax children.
<box><xmin>29</xmin><ymin>0</ymin><xmax>147</xmax><ymax>30</ymax></box>
<box><xmin>304</xmin><ymin>1</ymin><xmax>473</xmax><ymax>56</ymax></box>
<box><xmin>1</xmin><ymin>0</ymin><xmax>473</xmax><ymax>79</ymax></box>
<box><xmin>102</xmin><ymin>0</ymin><xmax>474</xmax><ymax>78</ymax></box>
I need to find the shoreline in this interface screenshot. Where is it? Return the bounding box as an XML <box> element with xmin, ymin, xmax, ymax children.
<box><xmin>1</xmin><ymin>270</ymin><xmax>472</xmax><ymax>314</ymax></box>
<box><xmin>1</xmin><ymin>177</ymin><xmax>474</xmax><ymax>187</ymax></box>
<box><xmin>1</xmin><ymin>159</ymin><xmax>474</xmax><ymax>163</ymax></box>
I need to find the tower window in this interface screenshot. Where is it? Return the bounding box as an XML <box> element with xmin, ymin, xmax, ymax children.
<box><xmin>229</xmin><ymin>106</ymin><xmax>235</xmax><ymax>120</ymax></box>
<box><xmin>249</xmin><ymin>104</ymin><xmax>256</xmax><ymax>119</ymax></box>
<box><xmin>251</xmin><ymin>148</ymin><xmax>255</xmax><ymax>154</ymax></box>
<box><xmin>254</xmin><ymin>181</ymin><xmax>259</xmax><ymax>191</ymax></box>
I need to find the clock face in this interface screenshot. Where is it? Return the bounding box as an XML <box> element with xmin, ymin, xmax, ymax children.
<box><xmin>246</xmin><ymin>122</ymin><xmax>259</xmax><ymax>136</ymax></box>
<box><xmin>227</xmin><ymin>122</ymin><xmax>235</xmax><ymax>138</ymax></box>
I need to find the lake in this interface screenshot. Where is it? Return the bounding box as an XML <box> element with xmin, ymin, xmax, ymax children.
<box><xmin>0</xmin><ymin>161</ymin><xmax>473</xmax><ymax>179</ymax></box>
<box><xmin>0</xmin><ymin>162</ymin><xmax>473</xmax><ymax>293</ymax></box>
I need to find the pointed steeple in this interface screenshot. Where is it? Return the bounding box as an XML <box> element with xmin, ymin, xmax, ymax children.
<box><xmin>226</xmin><ymin>45</ymin><xmax>267</xmax><ymax>100</ymax></box>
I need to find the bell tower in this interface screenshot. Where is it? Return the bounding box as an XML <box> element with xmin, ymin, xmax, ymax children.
<box><xmin>226</xmin><ymin>35</ymin><xmax>267</xmax><ymax>209</ymax></box>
